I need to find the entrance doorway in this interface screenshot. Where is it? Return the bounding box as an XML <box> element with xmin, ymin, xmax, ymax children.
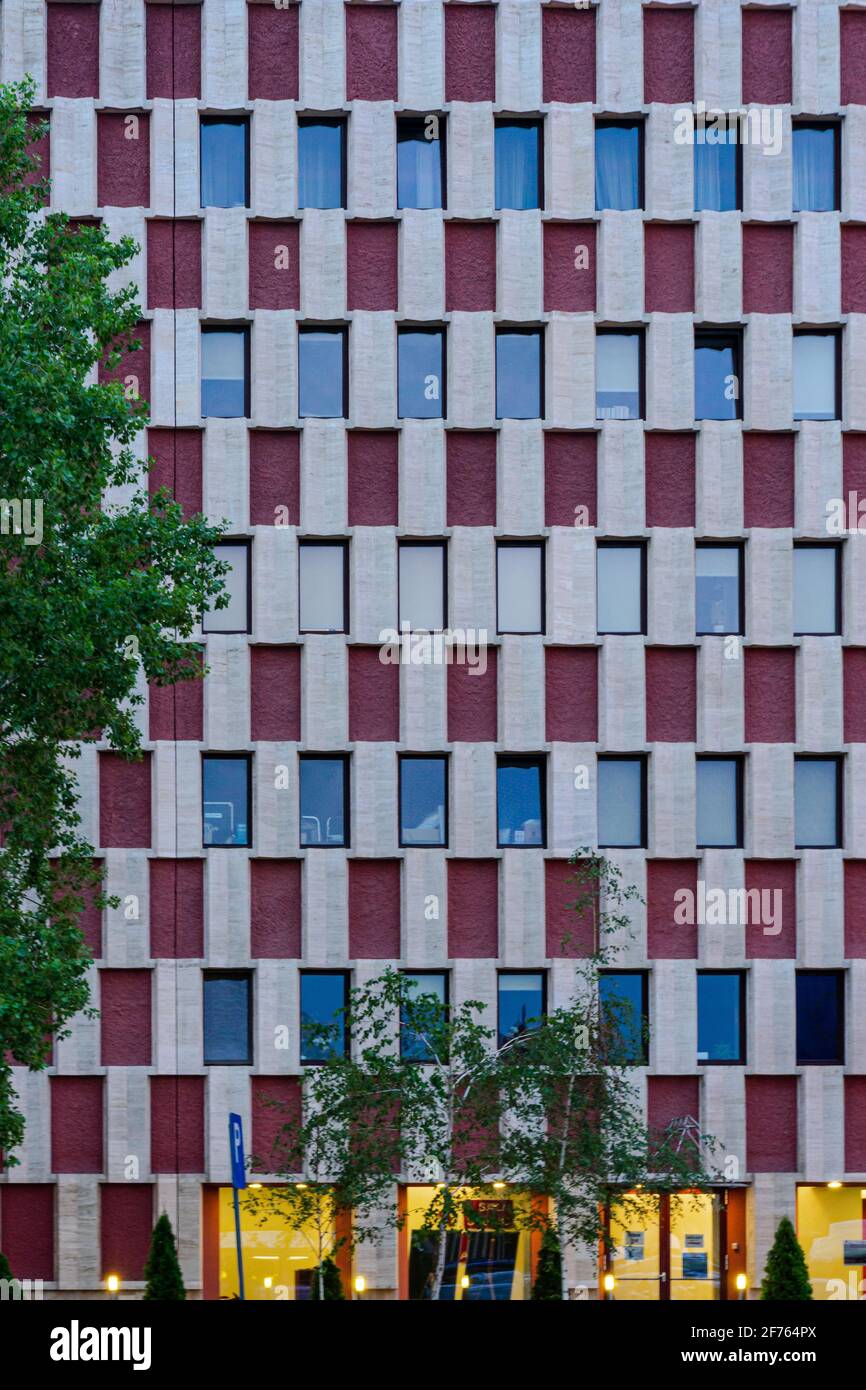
<box><xmin>604</xmin><ymin>1190</ymin><xmax>745</xmax><ymax>1300</ymax></box>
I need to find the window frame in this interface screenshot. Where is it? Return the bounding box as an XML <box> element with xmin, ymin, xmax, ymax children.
<box><xmin>795</xmin><ymin>969</ymin><xmax>845</xmax><ymax>1066</ymax></box>
<box><xmin>599</xmin><ymin>969</ymin><xmax>649</xmax><ymax>1066</ymax></box>
<box><xmin>203</xmin><ymin>538</ymin><xmax>252</xmax><ymax>636</ymax></box>
<box><xmin>695</xmin><ymin>539</ymin><xmax>745</xmax><ymax>637</ymax></box>
<box><xmin>696</xmin><ymin>969</ymin><xmax>747</xmax><ymax>1067</ymax></box>
<box><xmin>202</xmin><ymin>969</ymin><xmax>253</xmax><ymax>1065</ymax></box>
<box><xmin>396</xmin><ymin>114</ymin><xmax>447</xmax><ymax>211</ymax></box>
<box><xmin>496</xmin><ymin>539</ymin><xmax>546</xmax><ymax>636</ymax></box>
<box><xmin>595</xmin><ymin>326</ymin><xmax>646</xmax><ymax>422</ymax></box>
<box><xmin>693</xmin><ymin>114</ymin><xmax>743</xmax><ymax>212</ymax></box>
<box><xmin>397</xmin><ymin>325</ymin><xmax>447</xmax><ymax>420</ymax></box>
<box><xmin>298</xmin><ymin>538</ymin><xmax>350</xmax><ymax>635</ymax></box>
<box><xmin>596</xmin><ymin>753</ymin><xmax>648</xmax><ymax>850</ymax></box>
<box><xmin>199</xmin><ymin>115</ymin><xmax>250</xmax><ymax>209</ymax></box>
<box><xmin>297</xmin><ymin>115</ymin><xmax>348</xmax><ymax>210</ymax></box>
<box><xmin>299</xmin><ymin>969</ymin><xmax>350</xmax><ymax>1064</ymax></box>
<box><xmin>496</xmin><ymin>969</ymin><xmax>547</xmax><ymax>1049</ymax></box>
<box><xmin>493</xmin><ymin>116</ymin><xmax>544</xmax><ymax>210</ymax></box>
<box><xmin>495</xmin><ymin>326</ymin><xmax>545</xmax><ymax>420</ymax></box>
<box><xmin>298</xmin><ymin>324</ymin><xmax>349</xmax><ymax>420</ymax></box>
<box><xmin>594</xmin><ymin>117</ymin><xmax>645</xmax><ymax>212</ymax></box>
<box><xmin>496</xmin><ymin>754</ymin><xmax>548</xmax><ymax>849</ymax></box>
<box><xmin>201</xmin><ymin>752</ymin><xmax>253</xmax><ymax>850</ymax></box>
<box><xmin>398</xmin><ymin>753</ymin><xmax>449</xmax><ymax>850</ymax></box>
<box><xmin>596</xmin><ymin>538</ymin><xmax>647</xmax><ymax>636</ymax></box>
<box><xmin>793</xmin><ymin>540</ymin><xmax>842</xmax><ymax>637</ymax></box>
<box><xmin>299</xmin><ymin>751</ymin><xmax>351</xmax><ymax>850</ymax></box>
<box><xmin>794</xmin><ymin>754</ymin><xmax>843</xmax><ymax>850</ymax></box>
<box><xmin>792</xmin><ymin>328</ymin><xmax>842</xmax><ymax>422</ymax></box>
<box><xmin>397</xmin><ymin>538</ymin><xmax>448</xmax><ymax>632</ymax></box>
<box><xmin>400</xmin><ymin>969</ymin><xmax>449</xmax><ymax>1061</ymax></box>
<box><xmin>693</xmin><ymin>328</ymin><xmax>743</xmax><ymax>422</ymax></box>
<box><xmin>792</xmin><ymin>120</ymin><xmax>841</xmax><ymax>213</ymax></box>
<box><xmin>695</xmin><ymin>754</ymin><xmax>744</xmax><ymax>850</ymax></box>
<box><xmin>200</xmin><ymin>324</ymin><xmax>251</xmax><ymax>420</ymax></box>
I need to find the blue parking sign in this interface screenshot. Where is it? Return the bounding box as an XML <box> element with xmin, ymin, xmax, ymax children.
<box><xmin>229</xmin><ymin>1112</ymin><xmax>246</xmax><ymax>1190</ymax></box>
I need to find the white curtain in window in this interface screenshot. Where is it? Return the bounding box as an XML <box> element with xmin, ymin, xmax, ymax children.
<box><xmin>204</xmin><ymin>545</ymin><xmax>247</xmax><ymax>633</ymax></box>
<box><xmin>596</xmin><ymin>333</ymin><xmax>640</xmax><ymax>420</ymax></box>
<box><xmin>497</xmin><ymin>546</ymin><xmax>542</xmax><ymax>633</ymax></box>
<box><xmin>399</xmin><ymin>545</ymin><xmax>444</xmax><ymax>630</ymax></box>
<box><xmin>793</xmin><ymin>334</ymin><xmax>835</xmax><ymax>419</ymax></box>
<box><xmin>299</xmin><ymin>546</ymin><xmax>345</xmax><ymax>632</ymax></box>
<box><xmin>597</xmin><ymin>546</ymin><xmax>642</xmax><ymax>633</ymax></box>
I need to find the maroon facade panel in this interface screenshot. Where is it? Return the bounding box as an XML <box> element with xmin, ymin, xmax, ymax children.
<box><xmin>545</xmin><ymin>647</ymin><xmax>598</xmax><ymax>743</ymax></box>
<box><xmin>544</xmin><ymin>431</ymin><xmax>597</xmax><ymax>528</ymax></box>
<box><xmin>543</xmin><ymin>223</ymin><xmax>596</xmax><ymax>312</ymax></box>
<box><xmin>445</xmin><ymin>223</ymin><xmax>497</xmax><ymax>312</ymax></box>
<box><xmin>47</xmin><ymin>3</ymin><xmax>100</xmax><ymax>98</ymax></box>
<box><xmin>251</xmin><ymin>1075</ymin><xmax>301</xmax><ymax>1173</ymax></box>
<box><xmin>844</xmin><ymin>1076</ymin><xmax>866</xmax><ymax>1171</ymax></box>
<box><xmin>250</xmin><ymin>646</ymin><xmax>301</xmax><ymax>742</ymax></box>
<box><xmin>100</xmin><ymin>320</ymin><xmax>152</xmax><ymax>409</ymax></box>
<box><xmin>146</xmin><ymin>1</ymin><xmax>202</xmax><ymax>99</ymax></box>
<box><xmin>743</xmin><ymin>432</ymin><xmax>795</xmax><ymax>528</ymax></box>
<box><xmin>841</xmin><ymin>226</ymin><xmax>866</xmax><ymax>315</ymax></box>
<box><xmin>541</xmin><ymin>5</ymin><xmax>596</xmax><ymax>104</ymax></box>
<box><xmin>97</xmin><ymin>113</ymin><xmax>150</xmax><ymax>209</ymax></box>
<box><xmin>77</xmin><ymin>863</ymin><xmax>104</xmax><ymax>958</ymax></box>
<box><xmin>645</xmin><ymin>432</ymin><xmax>696</xmax><ymax>528</ymax></box>
<box><xmin>348</xmin><ymin>647</ymin><xmax>400</xmax><ymax>742</ymax></box>
<box><xmin>249</xmin><ymin>221</ymin><xmax>300</xmax><ymax>310</ymax></box>
<box><xmin>647</xmin><ymin>1076</ymin><xmax>700</xmax><ymax>1136</ymax></box>
<box><xmin>446</xmin><ymin>431</ymin><xmax>497</xmax><ymax>527</ymax></box>
<box><xmin>147</xmin><ymin>220</ymin><xmax>202</xmax><ymax>309</ymax></box>
<box><xmin>150</xmin><ymin>1076</ymin><xmax>205</xmax><ymax>1173</ymax></box>
<box><xmin>841</xmin><ymin>9</ymin><xmax>866</xmax><ymax>105</ymax></box>
<box><xmin>100</xmin><ymin>969</ymin><xmax>152</xmax><ymax>1066</ymax></box>
<box><xmin>644</xmin><ymin>224</ymin><xmax>694</xmax><ymax>313</ymax></box>
<box><xmin>100</xmin><ymin>1185</ymin><xmax>153</xmax><ymax>1281</ymax></box>
<box><xmin>648</xmin><ymin>859</ymin><xmax>698</xmax><ymax>960</ymax></box>
<box><xmin>349</xmin><ymin>860</ymin><xmax>401</xmax><ymax>958</ymax></box>
<box><xmin>744</xmin><ymin>647</ymin><xmax>796</xmax><ymax>743</ymax></box>
<box><xmin>249</xmin><ymin>429</ymin><xmax>300</xmax><ymax>527</ymax></box>
<box><xmin>545</xmin><ymin>858</ymin><xmax>595</xmax><ymax>958</ymax></box>
<box><xmin>250</xmin><ymin>859</ymin><xmax>302</xmax><ymax>958</ymax></box>
<box><xmin>99</xmin><ymin>752</ymin><xmax>152</xmax><ymax>849</ymax></box>
<box><xmin>447</xmin><ymin>650</ymin><xmax>497</xmax><ymax>743</ymax></box>
<box><xmin>645</xmin><ymin>648</ymin><xmax>696</xmax><ymax>743</ymax></box>
<box><xmin>448</xmin><ymin>860</ymin><xmax>498</xmax><ymax>957</ymax></box>
<box><xmin>148</xmin><ymin>427</ymin><xmax>203</xmax><ymax>519</ymax></box>
<box><xmin>745</xmin><ymin>860</ymin><xmax>796</xmax><ymax>959</ymax></box>
<box><xmin>643</xmin><ymin>7</ymin><xmax>694</xmax><ymax>103</ymax></box>
<box><xmin>26</xmin><ymin>113</ymin><xmax>50</xmax><ymax>195</ymax></box>
<box><xmin>348</xmin><ymin>430</ymin><xmax>398</xmax><ymax>526</ymax></box>
<box><xmin>248</xmin><ymin>0</ymin><xmax>299</xmax><ymax>100</ymax></box>
<box><xmin>345</xmin><ymin>2</ymin><xmax>398</xmax><ymax>101</ymax></box>
<box><xmin>148</xmin><ymin>651</ymin><xmax>204</xmax><ymax>742</ymax></box>
<box><xmin>347</xmin><ymin>222</ymin><xmax>398</xmax><ymax>310</ymax></box>
<box><xmin>444</xmin><ymin>4</ymin><xmax>496</xmax><ymax>102</ymax></box>
<box><xmin>149</xmin><ymin>858</ymin><xmax>205</xmax><ymax>959</ymax></box>
<box><xmin>741</xmin><ymin>7</ymin><xmax>792</xmax><ymax>105</ymax></box>
<box><xmin>742</xmin><ymin>224</ymin><xmax>793</xmax><ymax>314</ymax></box>
<box><xmin>0</xmin><ymin>1186</ymin><xmax>54</xmax><ymax>1279</ymax></box>
<box><xmin>844</xmin><ymin>860</ymin><xmax>866</xmax><ymax>958</ymax></box>
<box><xmin>746</xmin><ymin>1076</ymin><xmax>798</xmax><ymax>1172</ymax></box>
<box><xmin>51</xmin><ymin>1076</ymin><xmax>103</xmax><ymax>1173</ymax></box>
<box><xmin>843</xmin><ymin>648</ymin><xmax>866</xmax><ymax>744</ymax></box>
<box><xmin>843</xmin><ymin>431</ymin><xmax>866</xmax><ymax>511</ymax></box>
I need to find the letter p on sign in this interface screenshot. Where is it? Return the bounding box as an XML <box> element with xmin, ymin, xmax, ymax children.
<box><xmin>229</xmin><ymin>1112</ymin><xmax>247</xmax><ymax>1189</ymax></box>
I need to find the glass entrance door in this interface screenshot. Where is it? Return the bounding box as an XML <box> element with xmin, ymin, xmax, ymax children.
<box><xmin>669</xmin><ymin>1193</ymin><xmax>722</xmax><ymax>1301</ymax></box>
<box><xmin>609</xmin><ymin>1197</ymin><xmax>664</xmax><ymax>1300</ymax></box>
<box><xmin>607</xmin><ymin>1193</ymin><xmax>725</xmax><ymax>1301</ymax></box>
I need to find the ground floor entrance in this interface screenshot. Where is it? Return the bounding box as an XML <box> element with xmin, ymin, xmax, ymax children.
<box><xmin>399</xmin><ymin>1186</ymin><xmax>537</xmax><ymax>1300</ymax></box>
<box><xmin>797</xmin><ymin>1185</ymin><xmax>866</xmax><ymax>1300</ymax></box>
<box><xmin>604</xmin><ymin>1190</ymin><xmax>747</xmax><ymax>1300</ymax></box>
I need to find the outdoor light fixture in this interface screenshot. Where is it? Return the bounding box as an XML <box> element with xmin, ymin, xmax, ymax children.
<box><xmin>602</xmin><ymin>1272</ymin><xmax>615</xmax><ymax>1301</ymax></box>
<box><xmin>461</xmin><ymin>1275</ymin><xmax>470</xmax><ymax>1290</ymax></box>
<box><xmin>492</xmin><ymin>1182</ymin><xmax>507</xmax><ymax>1190</ymax></box>
<box><xmin>735</xmin><ymin>1273</ymin><xmax>748</xmax><ymax>1301</ymax></box>
<box><xmin>105</xmin><ymin>1273</ymin><xmax>120</xmax><ymax>1299</ymax></box>
<box><xmin>296</xmin><ymin>1183</ymin><xmax>307</xmax><ymax>1190</ymax></box>
<box><xmin>827</xmin><ymin>1181</ymin><xmax>842</xmax><ymax>1189</ymax></box>
<box><xmin>249</xmin><ymin>1182</ymin><xmax>262</xmax><ymax>1190</ymax></box>
<box><xmin>354</xmin><ymin>1275</ymin><xmax>366</xmax><ymax>1297</ymax></box>
<box><xmin>263</xmin><ymin>1276</ymin><xmax>273</xmax><ymax>1291</ymax></box>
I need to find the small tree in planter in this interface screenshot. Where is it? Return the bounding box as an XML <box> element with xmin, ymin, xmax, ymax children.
<box><xmin>531</xmin><ymin>1227</ymin><xmax>563</xmax><ymax>1300</ymax></box>
<box><xmin>760</xmin><ymin>1217</ymin><xmax>812</xmax><ymax>1300</ymax></box>
<box><xmin>143</xmin><ymin>1213</ymin><xmax>186</xmax><ymax>1301</ymax></box>
<box><xmin>309</xmin><ymin>1256</ymin><xmax>345</xmax><ymax>1300</ymax></box>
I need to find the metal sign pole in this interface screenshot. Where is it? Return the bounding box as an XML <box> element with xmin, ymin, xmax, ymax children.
<box><xmin>229</xmin><ymin>1112</ymin><xmax>247</xmax><ymax>1301</ymax></box>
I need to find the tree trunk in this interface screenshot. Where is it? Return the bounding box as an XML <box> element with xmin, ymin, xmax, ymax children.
<box><xmin>430</xmin><ymin>1191</ymin><xmax>449</xmax><ymax>1302</ymax></box>
<box><xmin>559</xmin><ymin>1226</ymin><xmax>569</xmax><ymax>1302</ymax></box>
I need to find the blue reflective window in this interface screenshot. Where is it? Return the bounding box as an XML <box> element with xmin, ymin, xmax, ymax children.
<box><xmin>202</xmin><ymin>756</ymin><xmax>250</xmax><ymax>847</ymax></box>
<box><xmin>794</xmin><ymin>333</ymin><xmax>838</xmax><ymax>421</ymax></box>
<box><xmin>694</xmin><ymin>120</ymin><xmax>739</xmax><ymax>211</ymax></box>
<box><xmin>600</xmin><ymin>973</ymin><xmax>647</xmax><ymax>1064</ymax></box>
<box><xmin>298</xmin><ymin>118</ymin><xmax>345</xmax><ymax>209</ymax></box>
<box><xmin>696</xmin><ymin>758</ymin><xmax>741</xmax><ymax>848</ymax></box>
<box><xmin>498</xmin><ymin>973</ymin><xmax>545</xmax><ymax>1048</ymax></box>
<box><xmin>399</xmin><ymin>757</ymin><xmax>447</xmax><ymax>847</ymax></box>
<box><xmin>793</xmin><ymin>124</ymin><xmax>838</xmax><ymax>212</ymax></box>
<box><xmin>697</xmin><ymin>973</ymin><xmax>744</xmax><ymax>1063</ymax></box>
<box><xmin>300</xmin><ymin>973</ymin><xmax>348</xmax><ymax>1063</ymax></box>
<box><xmin>795</xmin><ymin>758</ymin><xmax>841</xmax><ymax>848</ymax></box>
<box><xmin>397</xmin><ymin>117</ymin><xmax>444</xmax><ymax>209</ymax></box>
<box><xmin>300</xmin><ymin>757</ymin><xmax>348</xmax><ymax>847</ymax></box>
<box><xmin>495</xmin><ymin>120</ymin><xmax>542</xmax><ymax>209</ymax></box>
<box><xmin>401</xmin><ymin>973</ymin><xmax>447</xmax><ymax>1061</ymax></box>
<box><xmin>203</xmin><ymin>974</ymin><xmax>251</xmax><ymax>1063</ymax></box>
<box><xmin>595</xmin><ymin>121</ymin><xmax>642</xmax><ymax>210</ymax></box>
<box><xmin>696</xmin><ymin>545</ymin><xmax>741</xmax><ymax>635</ymax></box>
<box><xmin>398</xmin><ymin>330</ymin><xmax>444</xmax><ymax>419</ymax></box>
<box><xmin>695</xmin><ymin>333</ymin><xmax>740</xmax><ymax>420</ymax></box>
<box><xmin>201</xmin><ymin>329</ymin><xmax>248</xmax><ymax>418</ymax></box>
<box><xmin>497</xmin><ymin>757</ymin><xmax>545</xmax><ymax>846</ymax></box>
<box><xmin>596</xmin><ymin>332</ymin><xmax>641</xmax><ymax>421</ymax></box>
<box><xmin>299</xmin><ymin>329</ymin><xmax>346</xmax><ymax>418</ymax></box>
<box><xmin>200</xmin><ymin>119</ymin><xmax>248</xmax><ymax>208</ymax></box>
<box><xmin>597</xmin><ymin>758</ymin><xmax>645</xmax><ymax>848</ymax></box>
<box><xmin>796</xmin><ymin>972</ymin><xmax>843</xmax><ymax>1064</ymax></box>
<box><xmin>496</xmin><ymin>331</ymin><xmax>542</xmax><ymax>419</ymax></box>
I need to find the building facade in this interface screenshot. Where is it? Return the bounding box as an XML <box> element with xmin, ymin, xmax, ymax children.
<box><xmin>1</xmin><ymin>0</ymin><xmax>866</xmax><ymax>1300</ymax></box>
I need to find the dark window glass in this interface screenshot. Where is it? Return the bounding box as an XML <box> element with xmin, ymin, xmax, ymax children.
<box><xmin>597</xmin><ymin>757</ymin><xmax>645</xmax><ymax>848</ymax></box>
<box><xmin>793</xmin><ymin>545</ymin><xmax>839</xmax><ymax>636</ymax></box>
<box><xmin>399</xmin><ymin>757</ymin><xmax>447</xmax><ymax>847</ymax></box>
<box><xmin>300</xmin><ymin>757</ymin><xmax>348</xmax><ymax>847</ymax></box>
<box><xmin>398</xmin><ymin>329</ymin><xmax>445</xmax><ymax>419</ymax></box>
<box><xmin>299</xmin><ymin>542</ymin><xmax>348</xmax><ymax>634</ymax></box>
<box><xmin>794</xmin><ymin>332</ymin><xmax>838</xmax><ymax>421</ymax></box>
<box><xmin>795</xmin><ymin>758</ymin><xmax>841</xmax><ymax>848</ymax></box>
<box><xmin>595</xmin><ymin>121</ymin><xmax>642</xmax><ymax>210</ymax></box>
<box><xmin>596</xmin><ymin>331</ymin><xmax>642</xmax><ymax>421</ymax></box>
<box><xmin>793</xmin><ymin>124</ymin><xmax>838</xmax><ymax>213</ymax></box>
<box><xmin>300</xmin><ymin>973</ymin><xmax>348</xmax><ymax>1063</ymax></box>
<box><xmin>796</xmin><ymin>972</ymin><xmax>844</xmax><ymax>1064</ymax></box>
<box><xmin>497</xmin><ymin>543</ymin><xmax>544</xmax><ymax>634</ymax></box>
<box><xmin>496</xmin><ymin>330</ymin><xmax>542</xmax><ymax>419</ymax></box>
<box><xmin>695</xmin><ymin>332</ymin><xmax>740</xmax><ymax>420</ymax></box>
<box><xmin>497</xmin><ymin>756</ymin><xmax>545</xmax><ymax>847</ymax></box>
<box><xmin>397</xmin><ymin>116</ymin><xmax>444</xmax><ymax>209</ymax></box>
<box><xmin>299</xmin><ymin>328</ymin><xmax>346</xmax><ymax>418</ymax></box>
<box><xmin>597</xmin><ymin>543</ymin><xmax>645</xmax><ymax>634</ymax></box>
<box><xmin>401</xmin><ymin>972</ymin><xmax>447</xmax><ymax>1061</ymax></box>
<box><xmin>203</xmin><ymin>973</ymin><xmax>251</xmax><ymax>1063</ymax></box>
<box><xmin>202</xmin><ymin>756</ymin><xmax>250</xmax><ymax>847</ymax></box>
<box><xmin>298</xmin><ymin>118</ymin><xmax>345</xmax><ymax>209</ymax></box>
<box><xmin>696</xmin><ymin>757</ymin><xmax>741</xmax><ymax>848</ymax></box>
<box><xmin>200</xmin><ymin>118</ymin><xmax>248</xmax><ymax>208</ymax></box>
<box><xmin>696</xmin><ymin>544</ymin><xmax>742</xmax><ymax>635</ymax></box>
<box><xmin>201</xmin><ymin>328</ymin><xmax>248</xmax><ymax>418</ymax></box>
<box><xmin>495</xmin><ymin>120</ymin><xmax>542</xmax><ymax>210</ymax></box>
<box><xmin>697</xmin><ymin>973</ymin><xmax>744</xmax><ymax>1063</ymax></box>
<box><xmin>600</xmin><ymin>972</ymin><xmax>647</xmax><ymax>1064</ymax></box>
<box><xmin>694</xmin><ymin>118</ymin><xmax>740</xmax><ymax>211</ymax></box>
<box><xmin>498</xmin><ymin>972</ymin><xmax>545</xmax><ymax>1047</ymax></box>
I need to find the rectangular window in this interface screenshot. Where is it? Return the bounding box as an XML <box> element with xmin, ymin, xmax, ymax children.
<box><xmin>793</xmin><ymin>122</ymin><xmax>839</xmax><ymax>213</ymax></box>
<box><xmin>597</xmin><ymin>756</ymin><xmax>646</xmax><ymax>849</ymax></box>
<box><xmin>298</xmin><ymin>117</ymin><xmax>346</xmax><ymax>209</ymax></box>
<box><xmin>398</xmin><ymin>542</ymin><xmax>446</xmax><ymax>631</ymax></box>
<box><xmin>795</xmin><ymin>757</ymin><xmax>842</xmax><ymax>849</ymax></box>
<box><xmin>203</xmin><ymin>972</ymin><xmax>252</xmax><ymax>1064</ymax></box>
<box><xmin>201</xmin><ymin>327</ymin><xmax>249</xmax><ymax>418</ymax></box>
<box><xmin>695</xmin><ymin>330</ymin><xmax>741</xmax><ymax>421</ymax></box>
<box><xmin>200</xmin><ymin>118</ymin><xmax>249</xmax><ymax>208</ymax></box>
<box><xmin>298</xmin><ymin>327</ymin><xmax>347</xmax><ymax>418</ymax></box>
<box><xmin>696</xmin><ymin>756</ymin><xmax>742</xmax><ymax>849</ymax></box>
<box><xmin>497</xmin><ymin>755</ymin><xmax>546</xmax><ymax>847</ymax></box>
<box><xmin>299</xmin><ymin>541</ymin><xmax>348</xmax><ymax>633</ymax></box>
<box><xmin>401</xmin><ymin>972</ymin><xmax>448</xmax><ymax>1061</ymax></box>
<box><xmin>599</xmin><ymin>971</ymin><xmax>648</xmax><ymax>1065</ymax></box>
<box><xmin>299</xmin><ymin>755</ymin><xmax>349</xmax><ymax>848</ymax></box>
<box><xmin>694</xmin><ymin>116</ymin><xmax>741</xmax><ymax>212</ymax></box>
<box><xmin>793</xmin><ymin>544</ymin><xmax>840</xmax><ymax>636</ymax></box>
<box><xmin>595</xmin><ymin>120</ymin><xmax>643</xmax><ymax>211</ymax></box>
<box><xmin>494</xmin><ymin>119</ymin><xmax>543</xmax><ymax>210</ymax></box>
<box><xmin>596</xmin><ymin>330</ymin><xmax>643</xmax><ymax>421</ymax></box>
<box><xmin>697</xmin><ymin>972</ymin><xmax>745</xmax><ymax>1064</ymax></box>
<box><xmin>300</xmin><ymin>972</ymin><xmax>348</xmax><ymax>1063</ymax></box>
<box><xmin>793</xmin><ymin>331</ymin><xmax>840</xmax><ymax>421</ymax></box>
<box><xmin>495</xmin><ymin>329</ymin><xmax>543</xmax><ymax>419</ymax></box>
<box><xmin>399</xmin><ymin>756</ymin><xmax>448</xmax><ymax>848</ymax></box>
<box><xmin>597</xmin><ymin>542</ymin><xmax>646</xmax><ymax>635</ymax></box>
<box><xmin>397</xmin><ymin>116</ymin><xmax>445</xmax><ymax>209</ymax></box>
<box><xmin>203</xmin><ymin>541</ymin><xmax>250</xmax><ymax>634</ymax></box>
<box><xmin>202</xmin><ymin>755</ymin><xmax>251</xmax><ymax>847</ymax></box>
<box><xmin>796</xmin><ymin>971</ymin><xmax>844</xmax><ymax>1064</ymax></box>
<box><xmin>695</xmin><ymin>543</ymin><xmax>743</xmax><ymax>636</ymax></box>
<box><xmin>398</xmin><ymin>328</ymin><xmax>445</xmax><ymax>419</ymax></box>
<box><xmin>497</xmin><ymin>972</ymin><xmax>545</xmax><ymax>1048</ymax></box>
<box><xmin>497</xmin><ymin>542</ymin><xmax>544</xmax><ymax>635</ymax></box>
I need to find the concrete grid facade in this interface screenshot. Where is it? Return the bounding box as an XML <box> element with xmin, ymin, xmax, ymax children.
<box><xmin>1</xmin><ymin>0</ymin><xmax>866</xmax><ymax>1299</ymax></box>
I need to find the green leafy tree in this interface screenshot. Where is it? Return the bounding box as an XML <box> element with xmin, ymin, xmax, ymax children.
<box><xmin>760</xmin><ymin>1217</ymin><xmax>812</xmax><ymax>1301</ymax></box>
<box><xmin>531</xmin><ymin>1226</ymin><xmax>563</xmax><ymax>1300</ymax></box>
<box><xmin>0</xmin><ymin>80</ymin><xmax>226</xmax><ymax>1158</ymax></box>
<box><xmin>143</xmin><ymin>1214</ymin><xmax>186</xmax><ymax>1301</ymax></box>
<box><xmin>309</xmin><ymin>1256</ymin><xmax>345</xmax><ymax>1301</ymax></box>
